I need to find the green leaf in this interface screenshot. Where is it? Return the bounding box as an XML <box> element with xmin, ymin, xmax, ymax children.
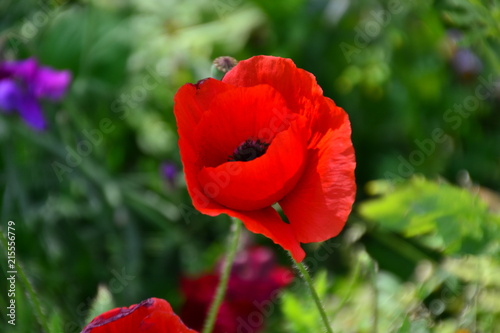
<box><xmin>396</xmin><ymin>317</ymin><xmax>412</xmax><ymax>333</ymax></box>
<box><xmin>84</xmin><ymin>285</ymin><xmax>115</xmax><ymax>325</ymax></box>
<box><xmin>359</xmin><ymin>177</ymin><xmax>497</xmax><ymax>255</ymax></box>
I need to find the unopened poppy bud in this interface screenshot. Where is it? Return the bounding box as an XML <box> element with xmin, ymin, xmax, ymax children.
<box><xmin>211</xmin><ymin>56</ymin><xmax>238</xmax><ymax>80</ymax></box>
<box><xmin>213</xmin><ymin>56</ymin><xmax>238</xmax><ymax>72</ymax></box>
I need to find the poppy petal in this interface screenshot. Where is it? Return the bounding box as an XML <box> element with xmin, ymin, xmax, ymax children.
<box><xmin>279</xmin><ymin>99</ymin><xmax>356</xmax><ymax>243</ymax></box>
<box><xmin>178</xmin><ymin>127</ymin><xmax>231</xmax><ymax>216</ymax></box>
<box><xmin>175</xmin><ymin>82</ymin><xmax>303</xmax><ymax>214</ymax></box>
<box><xmin>195</xmin><ymin>84</ymin><xmax>293</xmax><ymax>168</ymax></box>
<box><xmin>183</xmin><ymin>201</ymin><xmax>304</xmax><ymax>262</ymax></box>
<box><xmin>175</xmin><ymin>79</ymin><xmax>237</xmax><ymax>213</ymax></box>
<box><xmin>197</xmin><ymin>115</ymin><xmax>309</xmax><ymax>211</ymax></box>
<box><xmin>230</xmin><ymin>207</ymin><xmax>305</xmax><ymax>262</ymax></box>
<box><xmin>174</xmin><ymin>78</ymin><xmax>233</xmax><ymax>149</ymax></box>
<box><xmin>222</xmin><ymin>55</ymin><xmax>323</xmax><ymax>116</ymax></box>
<box><xmin>81</xmin><ymin>298</ymin><xmax>197</xmax><ymax>333</ymax></box>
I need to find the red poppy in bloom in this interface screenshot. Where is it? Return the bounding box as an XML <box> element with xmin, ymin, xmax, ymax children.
<box><xmin>174</xmin><ymin>55</ymin><xmax>356</xmax><ymax>262</ymax></box>
<box><xmin>180</xmin><ymin>246</ymin><xmax>293</xmax><ymax>333</ymax></box>
<box><xmin>81</xmin><ymin>297</ymin><xmax>197</xmax><ymax>333</ymax></box>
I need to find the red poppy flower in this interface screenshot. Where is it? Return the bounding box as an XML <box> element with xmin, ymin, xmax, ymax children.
<box><xmin>180</xmin><ymin>246</ymin><xmax>293</xmax><ymax>333</ymax></box>
<box><xmin>174</xmin><ymin>55</ymin><xmax>356</xmax><ymax>262</ymax></box>
<box><xmin>81</xmin><ymin>297</ymin><xmax>197</xmax><ymax>333</ymax></box>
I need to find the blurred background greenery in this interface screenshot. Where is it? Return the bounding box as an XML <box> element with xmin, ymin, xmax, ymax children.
<box><xmin>0</xmin><ymin>0</ymin><xmax>499</xmax><ymax>332</ymax></box>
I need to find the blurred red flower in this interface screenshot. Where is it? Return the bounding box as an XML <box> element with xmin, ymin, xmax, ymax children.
<box><xmin>81</xmin><ymin>297</ymin><xmax>197</xmax><ymax>333</ymax></box>
<box><xmin>180</xmin><ymin>246</ymin><xmax>293</xmax><ymax>333</ymax></box>
<box><xmin>174</xmin><ymin>55</ymin><xmax>356</xmax><ymax>262</ymax></box>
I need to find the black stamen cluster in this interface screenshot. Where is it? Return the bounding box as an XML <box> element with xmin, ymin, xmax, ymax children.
<box><xmin>228</xmin><ymin>139</ymin><xmax>270</xmax><ymax>162</ymax></box>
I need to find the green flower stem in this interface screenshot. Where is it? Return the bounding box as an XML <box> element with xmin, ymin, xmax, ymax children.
<box><xmin>292</xmin><ymin>258</ymin><xmax>334</xmax><ymax>333</ymax></box>
<box><xmin>210</xmin><ymin>64</ymin><xmax>226</xmax><ymax>81</ymax></box>
<box><xmin>202</xmin><ymin>218</ymin><xmax>242</xmax><ymax>333</ymax></box>
<box><xmin>0</xmin><ymin>227</ymin><xmax>50</xmax><ymax>333</ymax></box>
<box><xmin>371</xmin><ymin>260</ymin><xmax>379</xmax><ymax>333</ymax></box>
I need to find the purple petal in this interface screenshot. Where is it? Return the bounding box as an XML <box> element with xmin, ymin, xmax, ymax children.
<box><xmin>0</xmin><ymin>80</ymin><xmax>22</xmax><ymax>112</ymax></box>
<box><xmin>1</xmin><ymin>58</ymin><xmax>38</xmax><ymax>82</ymax></box>
<box><xmin>0</xmin><ymin>58</ymin><xmax>71</xmax><ymax>130</ymax></box>
<box><xmin>16</xmin><ymin>92</ymin><xmax>46</xmax><ymax>130</ymax></box>
<box><xmin>452</xmin><ymin>49</ymin><xmax>482</xmax><ymax>78</ymax></box>
<box><xmin>161</xmin><ymin>162</ymin><xmax>178</xmax><ymax>187</ymax></box>
<box><xmin>1</xmin><ymin>58</ymin><xmax>71</xmax><ymax>100</ymax></box>
<box><xmin>33</xmin><ymin>67</ymin><xmax>72</xmax><ymax>100</ymax></box>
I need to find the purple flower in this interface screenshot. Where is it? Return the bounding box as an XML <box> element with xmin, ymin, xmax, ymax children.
<box><xmin>161</xmin><ymin>162</ymin><xmax>178</xmax><ymax>187</ymax></box>
<box><xmin>0</xmin><ymin>58</ymin><xmax>71</xmax><ymax>130</ymax></box>
<box><xmin>452</xmin><ymin>49</ymin><xmax>482</xmax><ymax>81</ymax></box>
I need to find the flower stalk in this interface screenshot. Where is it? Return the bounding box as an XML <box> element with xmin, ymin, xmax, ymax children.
<box><xmin>292</xmin><ymin>258</ymin><xmax>334</xmax><ymax>333</ymax></box>
<box><xmin>201</xmin><ymin>217</ymin><xmax>242</xmax><ymax>333</ymax></box>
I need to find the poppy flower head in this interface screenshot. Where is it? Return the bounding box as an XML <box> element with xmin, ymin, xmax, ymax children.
<box><xmin>174</xmin><ymin>56</ymin><xmax>356</xmax><ymax>262</ymax></box>
<box><xmin>81</xmin><ymin>297</ymin><xmax>197</xmax><ymax>333</ymax></box>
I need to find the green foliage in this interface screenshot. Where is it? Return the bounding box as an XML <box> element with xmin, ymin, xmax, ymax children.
<box><xmin>358</xmin><ymin>177</ymin><xmax>500</xmax><ymax>331</ymax></box>
<box><xmin>442</xmin><ymin>0</ymin><xmax>500</xmax><ymax>71</ymax></box>
<box><xmin>444</xmin><ymin>255</ymin><xmax>500</xmax><ymax>288</ymax></box>
<box><xmin>442</xmin><ymin>0</ymin><xmax>500</xmax><ymax>42</ymax></box>
<box><xmin>360</xmin><ymin>177</ymin><xmax>500</xmax><ymax>255</ymax></box>
<box><xmin>281</xmin><ymin>270</ymin><xmax>329</xmax><ymax>332</ymax></box>
<box><xmin>1</xmin><ymin>0</ymin><xmax>499</xmax><ymax>332</ymax></box>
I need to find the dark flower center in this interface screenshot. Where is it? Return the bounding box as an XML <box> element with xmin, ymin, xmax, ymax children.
<box><xmin>228</xmin><ymin>139</ymin><xmax>270</xmax><ymax>162</ymax></box>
